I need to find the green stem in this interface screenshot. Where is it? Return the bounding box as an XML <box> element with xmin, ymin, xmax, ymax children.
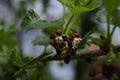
<box><xmin>63</xmin><ymin>15</ymin><xmax>74</xmax><ymax>34</ymax></box>
<box><xmin>107</xmin><ymin>16</ymin><xmax>110</xmax><ymax>40</ymax></box>
<box><xmin>110</xmin><ymin>25</ymin><xmax>117</xmax><ymax>45</ymax></box>
<box><xmin>106</xmin><ymin>14</ymin><xmax>110</xmax><ymax>45</ymax></box>
<box><xmin>111</xmin><ymin>25</ymin><xmax>116</xmax><ymax>37</ymax></box>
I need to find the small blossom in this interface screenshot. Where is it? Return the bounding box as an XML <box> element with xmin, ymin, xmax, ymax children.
<box><xmin>72</xmin><ymin>38</ymin><xmax>81</xmax><ymax>48</ymax></box>
<box><xmin>55</xmin><ymin>36</ymin><xmax>63</xmax><ymax>43</ymax></box>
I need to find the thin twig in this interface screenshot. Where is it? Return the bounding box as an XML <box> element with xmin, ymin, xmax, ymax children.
<box><xmin>23</xmin><ymin>45</ymin><xmax>120</xmax><ymax>66</ymax></box>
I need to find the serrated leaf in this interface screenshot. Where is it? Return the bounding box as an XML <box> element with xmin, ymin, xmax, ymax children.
<box><xmin>58</xmin><ymin>0</ymin><xmax>100</xmax><ymax>15</ymax></box>
<box><xmin>33</xmin><ymin>36</ymin><xmax>50</xmax><ymax>46</ymax></box>
<box><xmin>21</xmin><ymin>9</ymin><xmax>63</xmax><ymax>30</ymax></box>
<box><xmin>10</xmin><ymin>49</ymin><xmax>23</xmax><ymax>67</ymax></box>
<box><xmin>21</xmin><ymin>9</ymin><xmax>40</xmax><ymax>29</ymax></box>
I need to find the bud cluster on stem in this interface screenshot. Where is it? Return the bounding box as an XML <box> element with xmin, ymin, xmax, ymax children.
<box><xmin>50</xmin><ymin>29</ymin><xmax>82</xmax><ymax>64</ymax></box>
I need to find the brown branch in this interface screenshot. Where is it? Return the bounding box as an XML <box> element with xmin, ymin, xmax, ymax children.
<box><xmin>40</xmin><ymin>45</ymin><xmax>120</xmax><ymax>62</ymax></box>
<box><xmin>23</xmin><ymin>45</ymin><xmax>120</xmax><ymax>66</ymax></box>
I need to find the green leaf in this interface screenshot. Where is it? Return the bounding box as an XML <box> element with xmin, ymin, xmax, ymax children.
<box><xmin>91</xmin><ymin>37</ymin><xmax>104</xmax><ymax>47</ymax></box>
<box><xmin>33</xmin><ymin>36</ymin><xmax>50</xmax><ymax>46</ymax></box>
<box><xmin>21</xmin><ymin>9</ymin><xmax>63</xmax><ymax>30</ymax></box>
<box><xmin>43</xmin><ymin>14</ymin><xmax>80</xmax><ymax>35</ymax></box>
<box><xmin>63</xmin><ymin>14</ymin><xmax>80</xmax><ymax>34</ymax></box>
<box><xmin>21</xmin><ymin>9</ymin><xmax>39</xmax><ymax>29</ymax></box>
<box><xmin>23</xmin><ymin>56</ymin><xmax>33</xmax><ymax>63</ymax></box>
<box><xmin>43</xmin><ymin>26</ymin><xmax>62</xmax><ymax>36</ymax></box>
<box><xmin>0</xmin><ymin>28</ymin><xmax>17</xmax><ymax>49</ymax></box>
<box><xmin>58</xmin><ymin>0</ymin><xmax>100</xmax><ymax>15</ymax></box>
<box><xmin>103</xmin><ymin>0</ymin><xmax>120</xmax><ymax>27</ymax></box>
<box><xmin>10</xmin><ymin>49</ymin><xmax>23</xmax><ymax>67</ymax></box>
<box><xmin>103</xmin><ymin>0</ymin><xmax>120</xmax><ymax>16</ymax></box>
<box><xmin>77</xmin><ymin>29</ymin><xmax>94</xmax><ymax>49</ymax></box>
<box><xmin>110</xmin><ymin>9</ymin><xmax>120</xmax><ymax>27</ymax></box>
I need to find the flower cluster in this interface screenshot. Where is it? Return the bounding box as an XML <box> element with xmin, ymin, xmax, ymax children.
<box><xmin>50</xmin><ymin>29</ymin><xmax>82</xmax><ymax>64</ymax></box>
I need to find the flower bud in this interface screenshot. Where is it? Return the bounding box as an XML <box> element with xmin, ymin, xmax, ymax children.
<box><xmin>50</xmin><ymin>40</ymin><xmax>57</xmax><ymax>47</ymax></box>
<box><xmin>73</xmin><ymin>32</ymin><xmax>81</xmax><ymax>38</ymax></box>
<box><xmin>62</xmin><ymin>35</ymin><xmax>68</xmax><ymax>41</ymax></box>
<box><xmin>56</xmin><ymin>29</ymin><xmax>62</xmax><ymax>35</ymax></box>
<box><xmin>68</xmin><ymin>35</ymin><xmax>74</xmax><ymax>41</ymax></box>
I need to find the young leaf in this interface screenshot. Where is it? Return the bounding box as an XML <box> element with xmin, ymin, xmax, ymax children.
<box><xmin>10</xmin><ymin>49</ymin><xmax>23</xmax><ymax>67</ymax></box>
<box><xmin>21</xmin><ymin>9</ymin><xmax>40</xmax><ymax>29</ymax></box>
<box><xmin>58</xmin><ymin>0</ymin><xmax>100</xmax><ymax>15</ymax></box>
<box><xmin>21</xmin><ymin>9</ymin><xmax>63</xmax><ymax>30</ymax></box>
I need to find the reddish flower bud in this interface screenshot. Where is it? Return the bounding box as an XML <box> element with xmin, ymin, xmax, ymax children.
<box><xmin>50</xmin><ymin>40</ymin><xmax>57</xmax><ymax>47</ymax></box>
<box><xmin>62</xmin><ymin>35</ymin><xmax>68</xmax><ymax>41</ymax></box>
<box><xmin>73</xmin><ymin>32</ymin><xmax>81</xmax><ymax>38</ymax></box>
<box><xmin>68</xmin><ymin>35</ymin><xmax>74</xmax><ymax>41</ymax></box>
<box><xmin>56</xmin><ymin>29</ymin><xmax>62</xmax><ymax>35</ymax></box>
<box><xmin>50</xmin><ymin>34</ymin><xmax>55</xmax><ymax>39</ymax></box>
